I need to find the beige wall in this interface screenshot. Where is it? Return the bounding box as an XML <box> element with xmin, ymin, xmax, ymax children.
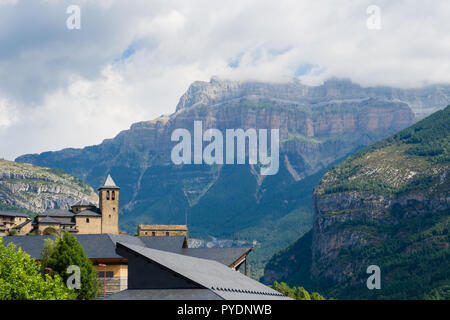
<box><xmin>138</xmin><ymin>225</ymin><xmax>188</xmax><ymax>237</ymax></box>
<box><xmin>94</xmin><ymin>264</ymin><xmax>128</xmax><ymax>278</ymax></box>
<box><xmin>94</xmin><ymin>263</ymin><xmax>128</xmax><ymax>294</ymax></box>
<box><xmin>38</xmin><ymin>223</ymin><xmax>60</xmax><ymax>234</ymax></box>
<box><xmin>139</xmin><ymin>230</ymin><xmax>188</xmax><ymax>237</ymax></box>
<box><xmin>99</xmin><ymin>188</ymin><xmax>119</xmax><ymax>234</ymax></box>
<box><xmin>0</xmin><ymin>215</ymin><xmax>28</xmax><ymax>228</ymax></box>
<box><xmin>72</xmin><ymin>206</ymin><xmax>96</xmax><ymax>214</ymax></box>
<box><xmin>16</xmin><ymin>221</ymin><xmax>33</xmax><ymax>235</ymax></box>
<box><xmin>75</xmin><ymin>216</ymin><xmax>102</xmax><ymax>234</ymax></box>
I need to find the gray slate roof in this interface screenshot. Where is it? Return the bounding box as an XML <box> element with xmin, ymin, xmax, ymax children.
<box><xmin>1</xmin><ymin>234</ymin><xmax>130</xmax><ymax>259</ymax></box>
<box><xmin>99</xmin><ymin>174</ymin><xmax>120</xmax><ymax>189</ymax></box>
<box><xmin>180</xmin><ymin>247</ymin><xmax>251</xmax><ymax>267</ymax></box>
<box><xmin>39</xmin><ymin>216</ymin><xmax>61</xmax><ymax>224</ymax></box>
<box><xmin>105</xmin><ymin>289</ymin><xmax>220</xmax><ymax>300</ymax></box>
<box><xmin>113</xmin><ymin>242</ymin><xmax>289</xmax><ymax>300</ymax></box>
<box><xmin>38</xmin><ymin>209</ymin><xmax>74</xmax><ymax>217</ymax></box>
<box><xmin>0</xmin><ymin>211</ymin><xmax>30</xmax><ymax>218</ymax></box>
<box><xmin>74</xmin><ymin>208</ymin><xmax>102</xmax><ymax>217</ymax></box>
<box><xmin>13</xmin><ymin>219</ymin><xmax>32</xmax><ymax>229</ymax></box>
<box><xmin>138</xmin><ymin>236</ymin><xmax>187</xmax><ymax>253</ymax></box>
<box><xmin>72</xmin><ymin>200</ymin><xmax>96</xmax><ymax>207</ymax></box>
<box><xmin>1</xmin><ymin>234</ymin><xmax>252</xmax><ymax>268</ymax></box>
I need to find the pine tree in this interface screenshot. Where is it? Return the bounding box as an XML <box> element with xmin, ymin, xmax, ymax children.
<box><xmin>40</xmin><ymin>232</ymin><xmax>100</xmax><ymax>300</ymax></box>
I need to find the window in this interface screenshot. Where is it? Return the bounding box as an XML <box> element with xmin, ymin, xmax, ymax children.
<box><xmin>106</xmin><ymin>190</ymin><xmax>110</xmax><ymax>200</ymax></box>
<box><xmin>97</xmin><ymin>271</ymin><xmax>114</xmax><ymax>278</ymax></box>
<box><xmin>112</xmin><ymin>191</ymin><xmax>115</xmax><ymax>200</ymax></box>
<box><xmin>152</xmin><ymin>232</ymin><xmax>156</xmax><ymax>236</ymax></box>
<box><xmin>86</xmin><ymin>218</ymin><xmax>90</xmax><ymax>223</ymax></box>
<box><xmin>145</xmin><ymin>232</ymin><xmax>148</xmax><ymax>235</ymax></box>
<box><xmin>166</xmin><ymin>232</ymin><xmax>170</xmax><ymax>236</ymax></box>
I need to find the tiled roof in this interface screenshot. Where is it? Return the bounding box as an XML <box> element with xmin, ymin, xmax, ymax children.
<box><xmin>1</xmin><ymin>234</ymin><xmax>253</xmax><ymax>269</ymax></box>
<box><xmin>49</xmin><ymin>217</ymin><xmax>76</xmax><ymax>225</ymax></box>
<box><xmin>180</xmin><ymin>247</ymin><xmax>252</xmax><ymax>267</ymax></box>
<box><xmin>99</xmin><ymin>174</ymin><xmax>119</xmax><ymax>189</ymax></box>
<box><xmin>112</xmin><ymin>242</ymin><xmax>289</xmax><ymax>300</ymax></box>
<box><xmin>1</xmin><ymin>234</ymin><xmax>132</xmax><ymax>259</ymax></box>
<box><xmin>104</xmin><ymin>289</ymin><xmax>220</xmax><ymax>300</ymax></box>
<box><xmin>138</xmin><ymin>236</ymin><xmax>187</xmax><ymax>253</ymax></box>
<box><xmin>72</xmin><ymin>199</ymin><xmax>96</xmax><ymax>207</ymax></box>
<box><xmin>0</xmin><ymin>211</ymin><xmax>30</xmax><ymax>218</ymax></box>
<box><xmin>38</xmin><ymin>209</ymin><xmax>74</xmax><ymax>217</ymax></box>
<box><xmin>139</xmin><ymin>224</ymin><xmax>187</xmax><ymax>231</ymax></box>
<box><xmin>39</xmin><ymin>216</ymin><xmax>61</xmax><ymax>224</ymax></box>
<box><xmin>74</xmin><ymin>208</ymin><xmax>102</xmax><ymax>217</ymax></box>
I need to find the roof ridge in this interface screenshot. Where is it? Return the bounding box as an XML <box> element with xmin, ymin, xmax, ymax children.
<box><xmin>100</xmin><ymin>174</ymin><xmax>119</xmax><ymax>189</ymax></box>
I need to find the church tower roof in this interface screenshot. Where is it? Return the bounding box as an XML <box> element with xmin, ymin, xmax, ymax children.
<box><xmin>99</xmin><ymin>174</ymin><xmax>120</xmax><ymax>190</ymax></box>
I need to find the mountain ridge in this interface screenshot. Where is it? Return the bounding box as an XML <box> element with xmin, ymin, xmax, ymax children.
<box><xmin>175</xmin><ymin>78</ymin><xmax>450</xmax><ymax>118</ymax></box>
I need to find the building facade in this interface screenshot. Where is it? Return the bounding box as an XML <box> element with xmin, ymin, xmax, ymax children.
<box><xmin>0</xmin><ymin>174</ymin><xmax>121</xmax><ymax>235</ymax></box>
<box><xmin>0</xmin><ymin>211</ymin><xmax>33</xmax><ymax>236</ymax></box>
<box><xmin>137</xmin><ymin>224</ymin><xmax>188</xmax><ymax>238</ymax></box>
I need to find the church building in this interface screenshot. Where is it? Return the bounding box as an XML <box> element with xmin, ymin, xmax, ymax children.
<box><xmin>31</xmin><ymin>174</ymin><xmax>119</xmax><ymax>235</ymax></box>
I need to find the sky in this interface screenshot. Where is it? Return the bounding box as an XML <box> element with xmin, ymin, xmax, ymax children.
<box><xmin>0</xmin><ymin>0</ymin><xmax>449</xmax><ymax>160</ymax></box>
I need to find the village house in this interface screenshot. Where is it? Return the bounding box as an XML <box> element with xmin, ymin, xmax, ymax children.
<box><xmin>0</xmin><ymin>211</ymin><xmax>33</xmax><ymax>235</ymax></box>
<box><xmin>1</xmin><ymin>174</ymin><xmax>254</xmax><ymax>296</ymax></box>
<box><xmin>0</xmin><ymin>174</ymin><xmax>121</xmax><ymax>235</ymax></box>
<box><xmin>105</xmin><ymin>242</ymin><xmax>290</xmax><ymax>300</ymax></box>
<box><xmin>137</xmin><ymin>224</ymin><xmax>188</xmax><ymax>237</ymax></box>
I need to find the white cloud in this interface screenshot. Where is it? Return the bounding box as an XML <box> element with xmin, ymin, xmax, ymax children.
<box><xmin>0</xmin><ymin>98</ymin><xmax>18</xmax><ymax>130</ymax></box>
<box><xmin>0</xmin><ymin>0</ymin><xmax>18</xmax><ymax>6</ymax></box>
<box><xmin>0</xmin><ymin>0</ymin><xmax>449</xmax><ymax>160</ymax></box>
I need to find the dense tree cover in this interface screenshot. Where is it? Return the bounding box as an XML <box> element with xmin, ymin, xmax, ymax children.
<box><xmin>266</xmin><ymin>207</ymin><xmax>450</xmax><ymax>300</ymax></box>
<box><xmin>0</xmin><ymin>237</ymin><xmax>75</xmax><ymax>300</ymax></box>
<box><xmin>270</xmin><ymin>281</ymin><xmax>325</xmax><ymax>300</ymax></box>
<box><xmin>40</xmin><ymin>232</ymin><xmax>100</xmax><ymax>300</ymax></box>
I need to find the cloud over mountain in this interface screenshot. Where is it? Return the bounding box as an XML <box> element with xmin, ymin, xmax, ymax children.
<box><xmin>1</xmin><ymin>0</ymin><xmax>450</xmax><ymax>160</ymax></box>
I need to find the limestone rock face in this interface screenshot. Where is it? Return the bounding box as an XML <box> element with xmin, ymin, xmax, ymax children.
<box><xmin>176</xmin><ymin>78</ymin><xmax>450</xmax><ymax>118</ymax></box>
<box><xmin>0</xmin><ymin>159</ymin><xmax>98</xmax><ymax>214</ymax></box>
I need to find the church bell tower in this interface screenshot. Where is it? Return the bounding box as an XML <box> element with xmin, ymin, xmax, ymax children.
<box><xmin>99</xmin><ymin>174</ymin><xmax>120</xmax><ymax>234</ymax></box>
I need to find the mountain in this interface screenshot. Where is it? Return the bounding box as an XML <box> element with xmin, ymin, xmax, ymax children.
<box><xmin>15</xmin><ymin>78</ymin><xmax>423</xmax><ymax>276</ymax></box>
<box><xmin>177</xmin><ymin>77</ymin><xmax>450</xmax><ymax>118</ymax></box>
<box><xmin>0</xmin><ymin>159</ymin><xmax>97</xmax><ymax>215</ymax></box>
<box><xmin>263</xmin><ymin>106</ymin><xmax>450</xmax><ymax>299</ymax></box>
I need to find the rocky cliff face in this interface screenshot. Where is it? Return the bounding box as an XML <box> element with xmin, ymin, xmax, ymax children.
<box><xmin>176</xmin><ymin>77</ymin><xmax>450</xmax><ymax>118</ymax></box>
<box><xmin>16</xmin><ymin>78</ymin><xmax>418</xmax><ymax>275</ymax></box>
<box><xmin>0</xmin><ymin>159</ymin><xmax>98</xmax><ymax>214</ymax></box>
<box><xmin>264</xmin><ymin>106</ymin><xmax>450</xmax><ymax>299</ymax></box>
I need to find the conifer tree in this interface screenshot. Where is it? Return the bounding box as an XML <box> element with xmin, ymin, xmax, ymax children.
<box><xmin>41</xmin><ymin>232</ymin><xmax>100</xmax><ymax>300</ymax></box>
